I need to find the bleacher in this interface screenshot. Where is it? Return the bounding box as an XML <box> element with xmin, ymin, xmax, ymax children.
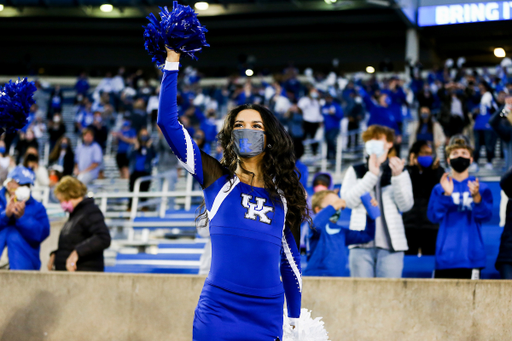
<box><xmin>13</xmin><ymin>78</ymin><xmax>508</xmax><ymax>279</ymax></box>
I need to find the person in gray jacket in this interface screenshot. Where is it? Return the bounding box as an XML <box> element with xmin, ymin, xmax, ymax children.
<box><xmin>341</xmin><ymin>125</ymin><xmax>414</xmax><ymax>278</ymax></box>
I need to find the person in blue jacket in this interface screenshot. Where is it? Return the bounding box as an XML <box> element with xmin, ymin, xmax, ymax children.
<box><xmin>382</xmin><ymin>77</ymin><xmax>407</xmax><ymax>135</ymax></box>
<box><xmin>358</xmin><ymin>86</ymin><xmax>401</xmax><ymax>142</ymax></box>
<box><xmin>0</xmin><ymin>166</ymin><xmax>50</xmax><ymax>270</ymax></box>
<box><xmin>321</xmin><ymin>94</ymin><xmax>344</xmax><ymax>161</ymax></box>
<box><xmin>304</xmin><ymin>190</ymin><xmax>375</xmax><ymax>276</ymax></box>
<box><xmin>427</xmin><ymin>135</ymin><xmax>493</xmax><ymax>279</ymax></box>
<box><xmin>158</xmin><ymin>48</ymin><xmax>309</xmax><ymax>341</ymax></box>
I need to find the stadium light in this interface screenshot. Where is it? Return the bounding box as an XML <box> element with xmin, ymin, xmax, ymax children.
<box><xmin>324</xmin><ymin>0</ymin><xmax>337</xmax><ymax>3</ymax></box>
<box><xmin>245</xmin><ymin>69</ymin><xmax>254</xmax><ymax>77</ymax></box>
<box><xmin>194</xmin><ymin>2</ymin><xmax>209</xmax><ymax>11</ymax></box>
<box><xmin>366</xmin><ymin>66</ymin><xmax>375</xmax><ymax>74</ymax></box>
<box><xmin>0</xmin><ymin>5</ymin><xmax>4</xmax><ymax>11</ymax></box>
<box><xmin>494</xmin><ymin>47</ymin><xmax>506</xmax><ymax>58</ymax></box>
<box><xmin>100</xmin><ymin>4</ymin><xmax>114</xmax><ymax>12</ymax></box>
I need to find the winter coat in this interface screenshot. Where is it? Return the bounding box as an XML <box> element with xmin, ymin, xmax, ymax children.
<box><xmin>53</xmin><ymin>197</ymin><xmax>111</xmax><ymax>271</ymax></box>
<box><xmin>341</xmin><ymin>161</ymin><xmax>414</xmax><ymax>251</ymax></box>
<box><xmin>0</xmin><ymin>187</ymin><xmax>50</xmax><ymax>270</ymax></box>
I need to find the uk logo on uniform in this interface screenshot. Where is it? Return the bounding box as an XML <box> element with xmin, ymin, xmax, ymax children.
<box><xmin>239</xmin><ymin>138</ymin><xmax>252</xmax><ymax>153</ymax></box>
<box><xmin>241</xmin><ymin>193</ymin><xmax>274</xmax><ymax>224</ymax></box>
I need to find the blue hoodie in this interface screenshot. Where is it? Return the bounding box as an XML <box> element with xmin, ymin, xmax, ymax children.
<box><xmin>0</xmin><ymin>187</ymin><xmax>50</xmax><ymax>270</ymax></box>
<box><xmin>358</xmin><ymin>87</ymin><xmax>400</xmax><ymax>135</ymax></box>
<box><xmin>304</xmin><ymin>205</ymin><xmax>375</xmax><ymax>276</ymax></box>
<box><xmin>382</xmin><ymin>87</ymin><xmax>407</xmax><ymax>124</ymax></box>
<box><xmin>427</xmin><ymin>176</ymin><xmax>493</xmax><ymax>270</ymax></box>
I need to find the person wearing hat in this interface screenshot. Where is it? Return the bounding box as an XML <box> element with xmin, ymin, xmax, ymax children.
<box><xmin>0</xmin><ymin>166</ymin><xmax>50</xmax><ymax>270</ymax></box>
<box><xmin>427</xmin><ymin>135</ymin><xmax>493</xmax><ymax>279</ymax></box>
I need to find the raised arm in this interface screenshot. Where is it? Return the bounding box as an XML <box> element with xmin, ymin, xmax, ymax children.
<box><xmin>157</xmin><ymin>50</ymin><xmax>224</xmax><ymax>188</ymax></box>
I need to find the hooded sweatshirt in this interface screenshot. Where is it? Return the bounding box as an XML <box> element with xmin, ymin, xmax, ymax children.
<box><xmin>304</xmin><ymin>205</ymin><xmax>375</xmax><ymax>276</ymax></box>
<box><xmin>427</xmin><ymin>176</ymin><xmax>493</xmax><ymax>270</ymax></box>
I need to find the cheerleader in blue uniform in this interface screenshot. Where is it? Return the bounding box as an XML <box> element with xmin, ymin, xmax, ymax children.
<box><xmin>158</xmin><ymin>49</ymin><xmax>308</xmax><ymax>341</ymax></box>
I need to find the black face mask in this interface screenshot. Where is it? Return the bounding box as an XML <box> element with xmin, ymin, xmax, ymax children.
<box><xmin>449</xmin><ymin>157</ymin><xmax>471</xmax><ymax>173</ymax></box>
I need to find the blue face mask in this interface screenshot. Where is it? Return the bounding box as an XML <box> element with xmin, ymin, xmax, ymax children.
<box><xmin>365</xmin><ymin>140</ymin><xmax>385</xmax><ymax>158</ymax></box>
<box><xmin>0</xmin><ymin>147</ymin><xmax>5</xmax><ymax>154</ymax></box>
<box><xmin>122</xmin><ymin>121</ymin><xmax>131</xmax><ymax>127</ymax></box>
<box><xmin>232</xmin><ymin>129</ymin><xmax>266</xmax><ymax>158</ymax></box>
<box><xmin>140</xmin><ymin>135</ymin><xmax>149</xmax><ymax>142</ymax></box>
<box><xmin>61</xmin><ymin>143</ymin><xmax>68</xmax><ymax>150</ymax></box>
<box><xmin>384</xmin><ymin>96</ymin><xmax>392</xmax><ymax>106</ymax></box>
<box><xmin>417</xmin><ymin>155</ymin><xmax>433</xmax><ymax>168</ymax></box>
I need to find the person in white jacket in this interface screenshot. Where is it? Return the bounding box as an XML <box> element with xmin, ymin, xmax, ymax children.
<box><xmin>341</xmin><ymin>125</ymin><xmax>414</xmax><ymax>278</ymax></box>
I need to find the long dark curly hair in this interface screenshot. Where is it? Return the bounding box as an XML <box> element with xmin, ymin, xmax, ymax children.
<box><xmin>208</xmin><ymin>104</ymin><xmax>310</xmax><ymax>247</ymax></box>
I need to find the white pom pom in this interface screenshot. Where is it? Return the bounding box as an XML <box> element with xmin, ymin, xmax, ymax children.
<box><xmin>282</xmin><ymin>308</ymin><xmax>330</xmax><ymax>341</ymax></box>
<box><xmin>445</xmin><ymin>58</ymin><xmax>454</xmax><ymax>68</ymax></box>
<box><xmin>457</xmin><ymin>57</ymin><xmax>466</xmax><ymax>68</ymax></box>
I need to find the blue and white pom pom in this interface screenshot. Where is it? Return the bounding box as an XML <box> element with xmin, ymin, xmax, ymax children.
<box><xmin>143</xmin><ymin>1</ymin><xmax>209</xmax><ymax>68</ymax></box>
<box><xmin>0</xmin><ymin>78</ymin><xmax>37</xmax><ymax>134</ymax></box>
<box><xmin>283</xmin><ymin>308</ymin><xmax>330</xmax><ymax>341</ymax></box>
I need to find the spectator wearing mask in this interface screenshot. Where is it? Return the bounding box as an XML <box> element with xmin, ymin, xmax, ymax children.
<box><xmin>321</xmin><ymin>94</ymin><xmax>344</xmax><ymax>161</ymax></box>
<box><xmin>496</xmin><ymin>168</ymin><xmax>512</xmax><ymax>279</ymax></box>
<box><xmin>437</xmin><ymin>82</ymin><xmax>469</xmax><ymax>139</ymax></box>
<box><xmin>113</xmin><ymin>118</ymin><xmax>137</xmax><ymax>179</ymax></box>
<box><xmin>403</xmin><ymin>141</ymin><xmax>445</xmax><ymax>256</ymax></box>
<box><xmin>427</xmin><ymin>135</ymin><xmax>493</xmax><ymax>279</ymax></box>
<box><xmin>49</xmin><ymin>136</ymin><xmax>75</xmax><ymax>177</ymax></box>
<box><xmin>304</xmin><ymin>190</ymin><xmax>375</xmax><ymax>277</ymax></box>
<box><xmin>0</xmin><ymin>166</ymin><xmax>50</xmax><ymax>270</ymax></box>
<box><xmin>193</xmin><ymin>129</ymin><xmax>210</xmax><ymax>155</ymax></box>
<box><xmin>408</xmin><ymin>106</ymin><xmax>446</xmax><ymax>150</ymax></box>
<box><xmin>32</xmin><ymin>115</ymin><xmax>47</xmax><ymax>140</ymax></box>
<box><xmin>128</xmin><ymin>129</ymin><xmax>156</xmax><ymax>207</ymax></box>
<box><xmin>48</xmin><ymin>112</ymin><xmax>67</xmax><ymax>152</ymax></box>
<box><xmin>74</xmin><ymin>129</ymin><xmax>103</xmax><ymax>185</ymax></box>
<box><xmin>341</xmin><ymin>125</ymin><xmax>413</xmax><ymax>278</ymax></box>
<box><xmin>23</xmin><ymin>153</ymin><xmax>49</xmax><ymax>189</ymax></box>
<box><xmin>48</xmin><ymin>176</ymin><xmax>111</xmax><ymax>272</ymax></box>
<box><xmin>87</xmin><ymin>111</ymin><xmax>109</xmax><ymax>152</ymax></box>
<box><xmin>269</xmin><ymin>82</ymin><xmax>292</xmax><ymax>120</ymax></box>
<box><xmin>298</xmin><ymin>86</ymin><xmax>323</xmax><ymax>155</ymax></box>
<box><xmin>470</xmin><ymin>81</ymin><xmax>498</xmax><ymax>172</ymax></box>
<box><xmin>489</xmin><ymin>96</ymin><xmax>512</xmax><ymax>170</ymax></box>
<box><xmin>15</xmin><ymin>129</ymin><xmax>38</xmax><ymax>165</ymax></box>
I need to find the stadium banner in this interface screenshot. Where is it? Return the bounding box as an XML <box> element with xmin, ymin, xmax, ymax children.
<box><xmin>418</xmin><ymin>1</ymin><xmax>512</xmax><ymax>26</ymax></box>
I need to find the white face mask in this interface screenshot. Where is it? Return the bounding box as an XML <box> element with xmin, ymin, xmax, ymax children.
<box><xmin>15</xmin><ymin>186</ymin><xmax>31</xmax><ymax>202</ymax></box>
<box><xmin>365</xmin><ymin>140</ymin><xmax>386</xmax><ymax>158</ymax></box>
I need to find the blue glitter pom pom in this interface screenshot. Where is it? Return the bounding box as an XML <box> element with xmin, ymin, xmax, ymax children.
<box><xmin>0</xmin><ymin>78</ymin><xmax>37</xmax><ymax>133</ymax></box>
<box><xmin>143</xmin><ymin>1</ymin><xmax>209</xmax><ymax>68</ymax></box>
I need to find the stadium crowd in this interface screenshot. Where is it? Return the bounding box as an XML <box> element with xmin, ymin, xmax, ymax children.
<box><xmin>1</xmin><ymin>57</ymin><xmax>512</xmax><ymax>279</ymax></box>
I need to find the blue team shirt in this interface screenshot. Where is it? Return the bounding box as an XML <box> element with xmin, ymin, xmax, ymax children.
<box><xmin>304</xmin><ymin>206</ymin><xmax>375</xmax><ymax>276</ymax></box>
<box><xmin>117</xmin><ymin>128</ymin><xmax>136</xmax><ymax>153</ymax></box>
<box><xmin>75</xmin><ymin>142</ymin><xmax>103</xmax><ymax>179</ymax></box>
<box><xmin>321</xmin><ymin>102</ymin><xmax>344</xmax><ymax>132</ymax></box>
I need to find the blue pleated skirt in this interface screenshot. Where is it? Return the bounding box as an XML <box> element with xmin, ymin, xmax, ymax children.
<box><xmin>193</xmin><ymin>281</ymin><xmax>284</xmax><ymax>341</ymax></box>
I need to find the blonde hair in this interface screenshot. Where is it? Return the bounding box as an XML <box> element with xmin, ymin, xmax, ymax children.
<box><xmin>311</xmin><ymin>190</ymin><xmax>337</xmax><ymax>212</ymax></box>
<box><xmin>54</xmin><ymin>176</ymin><xmax>87</xmax><ymax>201</ymax></box>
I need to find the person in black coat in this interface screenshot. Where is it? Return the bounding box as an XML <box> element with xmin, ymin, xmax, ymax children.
<box><xmin>49</xmin><ymin>136</ymin><xmax>75</xmax><ymax>177</ymax></box>
<box><xmin>48</xmin><ymin>176</ymin><xmax>111</xmax><ymax>272</ymax></box>
<box><xmin>48</xmin><ymin>113</ymin><xmax>67</xmax><ymax>152</ymax></box>
<box><xmin>403</xmin><ymin>140</ymin><xmax>445</xmax><ymax>256</ymax></box>
<box><xmin>496</xmin><ymin>168</ymin><xmax>512</xmax><ymax>279</ymax></box>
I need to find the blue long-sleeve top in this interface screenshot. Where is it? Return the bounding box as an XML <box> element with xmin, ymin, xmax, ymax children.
<box><xmin>304</xmin><ymin>205</ymin><xmax>375</xmax><ymax>276</ymax></box>
<box><xmin>382</xmin><ymin>87</ymin><xmax>407</xmax><ymax>124</ymax></box>
<box><xmin>358</xmin><ymin>87</ymin><xmax>400</xmax><ymax>135</ymax></box>
<box><xmin>0</xmin><ymin>188</ymin><xmax>50</xmax><ymax>270</ymax></box>
<box><xmin>321</xmin><ymin>102</ymin><xmax>344</xmax><ymax>132</ymax></box>
<box><xmin>427</xmin><ymin>176</ymin><xmax>493</xmax><ymax>270</ymax></box>
<box><xmin>157</xmin><ymin>62</ymin><xmax>302</xmax><ymax>318</ymax></box>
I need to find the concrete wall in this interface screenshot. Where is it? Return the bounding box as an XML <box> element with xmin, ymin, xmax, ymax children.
<box><xmin>0</xmin><ymin>272</ymin><xmax>511</xmax><ymax>341</ymax></box>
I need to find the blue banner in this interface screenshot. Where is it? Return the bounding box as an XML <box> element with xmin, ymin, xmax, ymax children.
<box><xmin>418</xmin><ymin>1</ymin><xmax>512</xmax><ymax>26</ymax></box>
